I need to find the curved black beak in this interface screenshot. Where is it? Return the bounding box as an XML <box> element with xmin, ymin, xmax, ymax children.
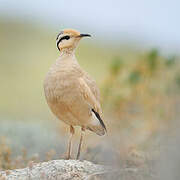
<box><xmin>78</xmin><ymin>33</ymin><xmax>91</xmax><ymax>37</ymax></box>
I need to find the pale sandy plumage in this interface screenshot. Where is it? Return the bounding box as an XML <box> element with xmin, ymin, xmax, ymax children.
<box><xmin>43</xmin><ymin>29</ymin><xmax>106</xmax><ymax>159</ymax></box>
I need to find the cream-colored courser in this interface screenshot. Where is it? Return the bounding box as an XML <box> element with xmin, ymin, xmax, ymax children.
<box><xmin>44</xmin><ymin>29</ymin><xmax>106</xmax><ymax>159</ymax></box>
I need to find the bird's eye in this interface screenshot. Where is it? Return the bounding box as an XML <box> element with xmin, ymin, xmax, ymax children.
<box><xmin>63</xmin><ymin>35</ymin><xmax>70</xmax><ymax>40</ymax></box>
<box><xmin>59</xmin><ymin>35</ymin><xmax>70</xmax><ymax>42</ymax></box>
<box><xmin>57</xmin><ymin>35</ymin><xmax>70</xmax><ymax>44</ymax></box>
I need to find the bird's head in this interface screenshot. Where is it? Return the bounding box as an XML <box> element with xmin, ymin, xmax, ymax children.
<box><xmin>56</xmin><ymin>29</ymin><xmax>91</xmax><ymax>52</ymax></box>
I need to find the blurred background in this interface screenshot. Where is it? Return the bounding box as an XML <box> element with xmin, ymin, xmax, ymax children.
<box><xmin>0</xmin><ymin>0</ymin><xmax>180</xmax><ymax>179</ymax></box>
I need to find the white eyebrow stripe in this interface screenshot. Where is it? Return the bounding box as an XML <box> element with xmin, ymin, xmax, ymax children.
<box><xmin>56</xmin><ymin>41</ymin><xmax>60</xmax><ymax>51</ymax></box>
<box><xmin>56</xmin><ymin>31</ymin><xmax>63</xmax><ymax>40</ymax></box>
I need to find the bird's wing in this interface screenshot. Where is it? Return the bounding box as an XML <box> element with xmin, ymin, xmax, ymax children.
<box><xmin>83</xmin><ymin>72</ymin><xmax>101</xmax><ymax>102</ymax></box>
<box><xmin>78</xmin><ymin>77</ymin><xmax>106</xmax><ymax>135</ymax></box>
<box><xmin>78</xmin><ymin>77</ymin><xmax>102</xmax><ymax>115</ymax></box>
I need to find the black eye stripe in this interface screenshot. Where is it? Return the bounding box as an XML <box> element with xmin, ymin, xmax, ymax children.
<box><xmin>56</xmin><ymin>35</ymin><xmax>70</xmax><ymax>51</ymax></box>
<box><xmin>59</xmin><ymin>35</ymin><xmax>70</xmax><ymax>42</ymax></box>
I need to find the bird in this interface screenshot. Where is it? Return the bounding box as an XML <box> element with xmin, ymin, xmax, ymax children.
<box><xmin>43</xmin><ymin>29</ymin><xmax>106</xmax><ymax>159</ymax></box>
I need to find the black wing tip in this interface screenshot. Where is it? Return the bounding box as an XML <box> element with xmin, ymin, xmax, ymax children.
<box><xmin>92</xmin><ymin>109</ymin><xmax>107</xmax><ymax>132</ymax></box>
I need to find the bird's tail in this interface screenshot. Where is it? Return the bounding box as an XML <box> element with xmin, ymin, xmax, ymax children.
<box><xmin>86</xmin><ymin>109</ymin><xmax>107</xmax><ymax>136</ymax></box>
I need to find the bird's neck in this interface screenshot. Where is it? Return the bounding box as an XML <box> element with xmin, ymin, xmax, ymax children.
<box><xmin>59</xmin><ymin>48</ymin><xmax>75</xmax><ymax>58</ymax></box>
<box><xmin>56</xmin><ymin>48</ymin><xmax>78</xmax><ymax>65</ymax></box>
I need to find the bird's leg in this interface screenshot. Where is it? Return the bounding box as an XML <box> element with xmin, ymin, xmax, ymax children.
<box><xmin>66</xmin><ymin>125</ymin><xmax>74</xmax><ymax>159</ymax></box>
<box><xmin>76</xmin><ymin>126</ymin><xmax>85</xmax><ymax>160</ymax></box>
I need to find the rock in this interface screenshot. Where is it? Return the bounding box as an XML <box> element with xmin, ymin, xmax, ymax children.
<box><xmin>0</xmin><ymin>160</ymin><xmax>113</xmax><ymax>180</ymax></box>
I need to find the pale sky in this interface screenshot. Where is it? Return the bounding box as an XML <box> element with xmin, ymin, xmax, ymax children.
<box><xmin>0</xmin><ymin>0</ymin><xmax>180</xmax><ymax>53</ymax></box>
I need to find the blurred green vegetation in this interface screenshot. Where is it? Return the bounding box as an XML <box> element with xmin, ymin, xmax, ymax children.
<box><xmin>101</xmin><ymin>48</ymin><xmax>180</xmax><ymax>146</ymax></box>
